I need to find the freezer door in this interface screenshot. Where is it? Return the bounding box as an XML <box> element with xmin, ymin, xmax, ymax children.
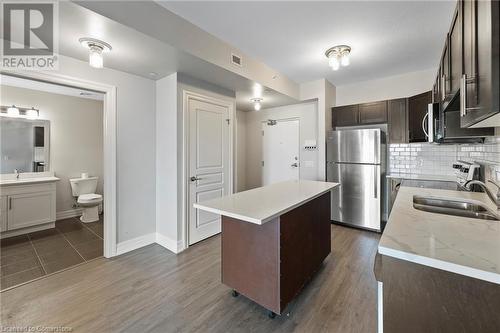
<box><xmin>328</xmin><ymin>162</ymin><xmax>381</xmax><ymax>231</ymax></box>
<box><xmin>327</xmin><ymin>129</ymin><xmax>381</xmax><ymax>164</ymax></box>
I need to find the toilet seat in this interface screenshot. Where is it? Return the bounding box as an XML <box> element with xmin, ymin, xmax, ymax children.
<box><xmin>78</xmin><ymin>193</ymin><xmax>103</xmax><ymax>204</ymax></box>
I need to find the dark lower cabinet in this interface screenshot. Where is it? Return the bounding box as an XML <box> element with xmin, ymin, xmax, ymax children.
<box><xmin>387</xmin><ymin>99</ymin><xmax>408</xmax><ymax>144</ymax></box>
<box><xmin>408</xmin><ymin>91</ymin><xmax>432</xmax><ymax>142</ymax></box>
<box><xmin>375</xmin><ymin>254</ymin><xmax>500</xmax><ymax>333</ymax></box>
<box><xmin>359</xmin><ymin>101</ymin><xmax>388</xmax><ymax>124</ymax></box>
<box><xmin>332</xmin><ymin>104</ymin><xmax>359</xmax><ymax>127</ymax></box>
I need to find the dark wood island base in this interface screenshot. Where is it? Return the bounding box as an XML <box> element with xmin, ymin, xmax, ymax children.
<box><xmin>221</xmin><ymin>192</ymin><xmax>331</xmax><ymax>316</ymax></box>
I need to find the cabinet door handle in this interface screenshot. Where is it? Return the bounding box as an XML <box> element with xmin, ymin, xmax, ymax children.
<box><xmin>8</xmin><ymin>197</ymin><xmax>12</xmax><ymax>210</ymax></box>
<box><xmin>460</xmin><ymin>74</ymin><xmax>481</xmax><ymax>117</ymax></box>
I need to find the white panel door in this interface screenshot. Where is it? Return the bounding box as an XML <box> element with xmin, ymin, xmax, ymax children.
<box><xmin>188</xmin><ymin>98</ymin><xmax>230</xmax><ymax>245</ymax></box>
<box><xmin>262</xmin><ymin>119</ymin><xmax>300</xmax><ymax>185</ymax></box>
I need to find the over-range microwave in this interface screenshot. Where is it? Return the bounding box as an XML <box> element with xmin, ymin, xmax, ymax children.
<box><xmin>424</xmin><ymin>97</ymin><xmax>494</xmax><ymax>143</ymax></box>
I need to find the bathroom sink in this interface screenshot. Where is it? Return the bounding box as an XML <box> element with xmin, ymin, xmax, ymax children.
<box><xmin>413</xmin><ymin>195</ymin><xmax>500</xmax><ymax>221</ymax></box>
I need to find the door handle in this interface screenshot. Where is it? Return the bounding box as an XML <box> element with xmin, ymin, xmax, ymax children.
<box><xmin>422</xmin><ymin>113</ymin><xmax>429</xmax><ymax>139</ymax></box>
<box><xmin>291</xmin><ymin>163</ymin><xmax>299</xmax><ymax>168</ymax></box>
<box><xmin>190</xmin><ymin>176</ymin><xmax>202</xmax><ymax>182</ymax></box>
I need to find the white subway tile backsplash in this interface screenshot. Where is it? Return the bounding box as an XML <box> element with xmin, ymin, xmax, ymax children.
<box><xmin>388</xmin><ymin>139</ymin><xmax>500</xmax><ymax>176</ymax></box>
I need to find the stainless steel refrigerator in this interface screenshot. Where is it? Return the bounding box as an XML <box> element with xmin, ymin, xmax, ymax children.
<box><xmin>326</xmin><ymin>128</ymin><xmax>385</xmax><ymax>231</ymax></box>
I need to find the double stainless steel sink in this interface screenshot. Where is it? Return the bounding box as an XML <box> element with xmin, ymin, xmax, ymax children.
<box><xmin>413</xmin><ymin>195</ymin><xmax>500</xmax><ymax>221</ymax></box>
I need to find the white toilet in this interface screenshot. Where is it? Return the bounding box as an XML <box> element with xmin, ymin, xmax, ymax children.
<box><xmin>69</xmin><ymin>176</ymin><xmax>103</xmax><ymax>223</ymax></box>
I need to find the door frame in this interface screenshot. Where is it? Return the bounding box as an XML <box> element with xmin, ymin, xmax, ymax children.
<box><xmin>1</xmin><ymin>70</ymin><xmax>117</xmax><ymax>258</ymax></box>
<box><xmin>182</xmin><ymin>89</ymin><xmax>235</xmax><ymax>250</ymax></box>
<box><xmin>261</xmin><ymin>117</ymin><xmax>301</xmax><ymax>183</ymax></box>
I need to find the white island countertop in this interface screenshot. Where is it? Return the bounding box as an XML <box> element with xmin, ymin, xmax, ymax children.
<box><xmin>194</xmin><ymin>180</ymin><xmax>339</xmax><ymax>225</ymax></box>
<box><xmin>379</xmin><ymin>186</ymin><xmax>500</xmax><ymax>285</ymax></box>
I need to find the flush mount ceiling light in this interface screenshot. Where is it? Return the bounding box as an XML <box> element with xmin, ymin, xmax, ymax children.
<box><xmin>79</xmin><ymin>38</ymin><xmax>112</xmax><ymax>69</ymax></box>
<box><xmin>251</xmin><ymin>97</ymin><xmax>263</xmax><ymax>111</ymax></box>
<box><xmin>325</xmin><ymin>45</ymin><xmax>351</xmax><ymax>71</ymax></box>
<box><xmin>7</xmin><ymin>105</ymin><xmax>19</xmax><ymax>117</ymax></box>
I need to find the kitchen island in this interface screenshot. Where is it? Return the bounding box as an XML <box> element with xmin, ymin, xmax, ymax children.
<box><xmin>194</xmin><ymin>180</ymin><xmax>339</xmax><ymax>317</ymax></box>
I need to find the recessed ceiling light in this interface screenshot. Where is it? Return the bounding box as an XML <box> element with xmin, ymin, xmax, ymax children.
<box><xmin>79</xmin><ymin>37</ymin><xmax>112</xmax><ymax>69</ymax></box>
<box><xmin>325</xmin><ymin>45</ymin><xmax>351</xmax><ymax>71</ymax></box>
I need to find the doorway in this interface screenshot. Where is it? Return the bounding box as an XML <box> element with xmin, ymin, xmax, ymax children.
<box><xmin>262</xmin><ymin>118</ymin><xmax>300</xmax><ymax>185</ymax></box>
<box><xmin>1</xmin><ymin>71</ymin><xmax>117</xmax><ymax>261</ymax></box>
<box><xmin>185</xmin><ymin>91</ymin><xmax>233</xmax><ymax>246</ymax></box>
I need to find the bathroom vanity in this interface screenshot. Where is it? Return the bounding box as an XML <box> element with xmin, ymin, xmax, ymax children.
<box><xmin>0</xmin><ymin>115</ymin><xmax>58</xmax><ymax>238</ymax></box>
<box><xmin>0</xmin><ymin>174</ymin><xmax>59</xmax><ymax>238</ymax></box>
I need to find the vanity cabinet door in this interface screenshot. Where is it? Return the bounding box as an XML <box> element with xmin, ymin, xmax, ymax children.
<box><xmin>0</xmin><ymin>196</ymin><xmax>7</xmax><ymax>232</ymax></box>
<box><xmin>7</xmin><ymin>192</ymin><xmax>55</xmax><ymax>231</ymax></box>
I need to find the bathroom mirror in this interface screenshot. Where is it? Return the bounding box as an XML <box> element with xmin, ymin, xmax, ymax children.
<box><xmin>0</xmin><ymin>117</ymin><xmax>50</xmax><ymax>174</ymax></box>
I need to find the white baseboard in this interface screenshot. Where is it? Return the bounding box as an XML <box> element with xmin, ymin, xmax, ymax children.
<box><xmin>56</xmin><ymin>208</ymin><xmax>83</xmax><ymax>220</ymax></box>
<box><xmin>156</xmin><ymin>233</ymin><xmax>184</xmax><ymax>254</ymax></box>
<box><xmin>116</xmin><ymin>233</ymin><xmax>156</xmax><ymax>256</ymax></box>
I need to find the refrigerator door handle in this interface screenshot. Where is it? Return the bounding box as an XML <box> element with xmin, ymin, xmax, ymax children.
<box><xmin>374</xmin><ymin>167</ymin><xmax>378</xmax><ymax>199</ymax></box>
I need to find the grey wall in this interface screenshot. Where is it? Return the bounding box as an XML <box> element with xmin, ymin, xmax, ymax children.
<box><xmin>244</xmin><ymin>101</ymin><xmax>319</xmax><ymax>189</ymax></box>
<box><xmin>47</xmin><ymin>55</ymin><xmax>156</xmax><ymax>244</ymax></box>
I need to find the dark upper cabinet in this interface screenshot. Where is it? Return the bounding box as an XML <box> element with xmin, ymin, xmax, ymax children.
<box><xmin>332</xmin><ymin>104</ymin><xmax>359</xmax><ymax>127</ymax></box>
<box><xmin>441</xmin><ymin>38</ymin><xmax>450</xmax><ymax>103</ymax></box>
<box><xmin>460</xmin><ymin>0</ymin><xmax>500</xmax><ymax>127</ymax></box>
<box><xmin>408</xmin><ymin>91</ymin><xmax>432</xmax><ymax>142</ymax></box>
<box><xmin>449</xmin><ymin>8</ymin><xmax>462</xmax><ymax>96</ymax></box>
<box><xmin>388</xmin><ymin>98</ymin><xmax>408</xmax><ymax>144</ymax></box>
<box><xmin>359</xmin><ymin>101</ymin><xmax>388</xmax><ymax>124</ymax></box>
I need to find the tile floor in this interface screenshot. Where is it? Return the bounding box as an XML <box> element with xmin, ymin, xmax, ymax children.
<box><xmin>1</xmin><ymin>215</ymin><xmax>103</xmax><ymax>290</ymax></box>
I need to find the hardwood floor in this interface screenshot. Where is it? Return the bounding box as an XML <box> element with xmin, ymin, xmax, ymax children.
<box><xmin>1</xmin><ymin>225</ymin><xmax>380</xmax><ymax>333</ymax></box>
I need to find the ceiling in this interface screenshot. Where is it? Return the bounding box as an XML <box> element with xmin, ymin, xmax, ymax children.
<box><xmin>1</xmin><ymin>74</ymin><xmax>104</xmax><ymax>101</ymax></box>
<box><xmin>159</xmin><ymin>1</ymin><xmax>457</xmax><ymax>86</ymax></box>
<box><xmin>54</xmin><ymin>2</ymin><xmax>296</xmax><ymax>111</ymax></box>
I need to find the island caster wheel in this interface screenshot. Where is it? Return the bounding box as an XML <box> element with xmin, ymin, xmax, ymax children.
<box><xmin>267</xmin><ymin>310</ymin><xmax>276</xmax><ymax>319</ymax></box>
<box><xmin>231</xmin><ymin>290</ymin><xmax>239</xmax><ymax>297</ymax></box>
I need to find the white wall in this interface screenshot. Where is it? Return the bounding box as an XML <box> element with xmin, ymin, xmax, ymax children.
<box><xmin>1</xmin><ymin>85</ymin><xmax>103</xmax><ymax>215</ymax></box>
<box><xmin>335</xmin><ymin>68</ymin><xmax>437</xmax><ymax>106</ymax></box>
<box><xmin>39</xmin><ymin>55</ymin><xmax>157</xmax><ymax>244</ymax></box>
<box><xmin>299</xmin><ymin>79</ymin><xmax>336</xmax><ymax>181</ymax></box>
<box><xmin>244</xmin><ymin>101</ymin><xmax>319</xmax><ymax>189</ymax></box>
<box><xmin>236</xmin><ymin>110</ymin><xmax>247</xmax><ymax>192</ymax></box>
<box><xmin>155</xmin><ymin>73</ymin><xmax>178</xmax><ymax>247</ymax></box>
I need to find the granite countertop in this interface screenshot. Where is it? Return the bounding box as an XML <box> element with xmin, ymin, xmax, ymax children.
<box><xmin>379</xmin><ymin>186</ymin><xmax>500</xmax><ymax>285</ymax></box>
<box><xmin>194</xmin><ymin>180</ymin><xmax>339</xmax><ymax>225</ymax></box>
<box><xmin>386</xmin><ymin>173</ymin><xmax>457</xmax><ymax>182</ymax></box>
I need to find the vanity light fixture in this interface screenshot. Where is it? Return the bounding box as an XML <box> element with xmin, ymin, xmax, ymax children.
<box><xmin>79</xmin><ymin>38</ymin><xmax>112</xmax><ymax>69</ymax></box>
<box><xmin>325</xmin><ymin>45</ymin><xmax>351</xmax><ymax>71</ymax></box>
<box><xmin>7</xmin><ymin>105</ymin><xmax>19</xmax><ymax>117</ymax></box>
<box><xmin>1</xmin><ymin>105</ymin><xmax>39</xmax><ymax>119</ymax></box>
<box><xmin>26</xmin><ymin>107</ymin><xmax>39</xmax><ymax>119</ymax></box>
<box><xmin>251</xmin><ymin>97</ymin><xmax>263</xmax><ymax>111</ymax></box>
